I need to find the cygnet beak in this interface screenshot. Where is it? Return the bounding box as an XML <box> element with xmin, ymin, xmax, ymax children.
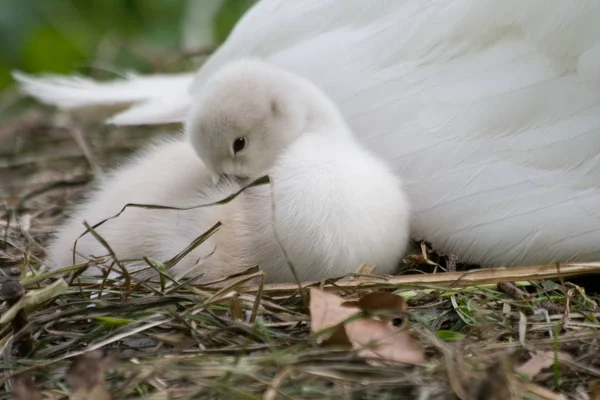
<box><xmin>205</xmin><ymin>164</ymin><xmax>223</xmax><ymax>185</ymax></box>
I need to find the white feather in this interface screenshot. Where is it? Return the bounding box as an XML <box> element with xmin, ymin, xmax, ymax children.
<box><xmin>107</xmin><ymin>95</ymin><xmax>191</xmax><ymax>125</ymax></box>
<box><xmin>12</xmin><ymin>71</ymin><xmax>194</xmax><ymax>124</ymax></box>
<box><xmin>17</xmin><ymin>0</ymin><xmax>600</xmax><ymax>267</ymax></box>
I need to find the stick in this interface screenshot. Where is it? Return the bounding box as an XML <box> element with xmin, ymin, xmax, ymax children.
<box><xmin>204</xmin><ymin>262</ymin><xmax>600</xmax><ymax>296</ymax></box>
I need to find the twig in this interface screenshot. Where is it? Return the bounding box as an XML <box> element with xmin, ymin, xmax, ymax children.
<box><xmin>54</xmin><ymin>114</ymin><xmax>103</xmax><ymax>177</ymax></box>
<box><xmin>202</xmin><ymin>262</ymin><xmax>600</xmax><ymax>295</ymax></box>
<box><xmin>71</xmin><ymin>175</ymin><xmax>270</xmax><ymax>262</ymax></box>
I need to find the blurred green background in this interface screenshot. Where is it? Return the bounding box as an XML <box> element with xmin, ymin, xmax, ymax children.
<box><xmin>0</xmin><ymin>0</ymin><xmax>256</xmax><ymax>90</ymax></box>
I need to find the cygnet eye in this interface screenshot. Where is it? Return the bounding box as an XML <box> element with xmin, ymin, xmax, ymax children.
<box><xmin>232</xmin><ymin>137</ymin><xmax>247</xmax><ymax>154</ymax></box>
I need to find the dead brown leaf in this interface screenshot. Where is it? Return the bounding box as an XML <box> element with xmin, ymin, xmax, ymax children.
<box><xmin>516</xmin><ymin>351</ymin><xmax>572</xmax><ymax>380</ymax></box>
<box><xmin>345</xmin><ymin>317</ymin><xmax>425</xmax><ymax>365</ymax></box>
<box><xmin>589</xmin><ymin>380</ymin><xmax>600</xmax><ymax>400</ymax></box>
<box><xmin>309</xmin><ymin>288</ymin><xmax>425</xmax><ymax>365</ymax></box>
<box><xmin>67</xmin><ymin>349</ymin><xmax>116</xmax><ymax>400</ymax></box>
<box><xmin>468</xmin><ymin>357</ymin><xmax>521</xmax><ymax>400</ymax></box>
<box><xmin>343</xmin><ymin>292</ymin><xmax>406</xmax><ymax>311</ymax></box>
<box><xmin>321</xmin><ymin>321</ymin><xmax>352</xmax><ymax>347</ymax></box>
<box><xmin>343</xmin><ymin>292</ymin><xmax>407</xmax><ymax>323</ymax></box>
<box><xmin>402</xmin><ymin>254</ymin><xmax>428</xmax><ymax>266</ymax></box>
<box><xmin>11</xmin><ymin>372</ymin><xmax>42</xmax><ymax>400</ymax></box>
<box><xmin>229</xmin><ymin>293</ymin><xmax>244</xmax><ymax>320</ymax></box>
<box><xmin>309</xmin><ymin>288</ymin><xmax>358</xmax><ymax>344</ymax></box>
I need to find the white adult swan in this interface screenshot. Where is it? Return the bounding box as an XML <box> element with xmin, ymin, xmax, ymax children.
<box><xmin>46</xmin><ymin>59</ymin><xmax>410</xmax><ymax>282</ymax></box>
<box><xmin>15</xmin><ymin>1</ymin><xmax>600</xmax><ymax>267</ymax></box>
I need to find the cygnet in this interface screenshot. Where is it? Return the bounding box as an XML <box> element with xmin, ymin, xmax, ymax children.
<box><xmin>186</xmin><ymin>59</ymin><xmax>411</xmax><ymax>282</ymax></box>
<box><xmin>47</xmin><ymin>59</ymin><xmax>410</xmax><ymax>283</ymax></box>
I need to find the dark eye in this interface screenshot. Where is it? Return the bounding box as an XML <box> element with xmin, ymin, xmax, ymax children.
<box><xmin>233</xmin><ymin>137</ymin><xmax>247</xmax><ymax>154</ymax></box>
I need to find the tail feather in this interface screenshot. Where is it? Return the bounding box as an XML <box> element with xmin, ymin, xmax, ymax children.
<box><xmin>108</xmin><ymin>96</ymin><xmax>191</xmax><ymax>125</ymax></box>
<box><xmin>12</xmin><ymin>71</ymin><xmax>194</xmax><ymax>124</ymax></box>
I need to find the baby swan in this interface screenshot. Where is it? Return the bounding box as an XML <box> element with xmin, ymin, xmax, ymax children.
<box><xmin>186</xmin><ymin>59</ymin><xmax>410</xmax><ymax>282</ymax></box>
<box><xmin>46</xmin><ymin>59</ymin><xmax>410</xmax><ymax>284</ymax></box>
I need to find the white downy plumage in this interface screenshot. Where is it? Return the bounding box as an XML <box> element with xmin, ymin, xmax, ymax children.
<box><xmin>47</xmin><ymin>60</ymin><xmax>410</xmax><ymax>283</ymax></box>
<box><xmin>15</xmin><ymin>1</ymin><xmax>600</xmax><ymax>267</ymax></box>
<box><xmin>46</xmin><ymin>139</ymin><xmax>246</xmax><ymax>282</ymax></box>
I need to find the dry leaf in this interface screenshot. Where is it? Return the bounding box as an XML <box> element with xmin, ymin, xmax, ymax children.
<box><xmin>309</xmin><ymin>289</ymin><xmax>425</xmax><ymax>365</ymax></box>
<box><xmin>344</xmin><ymin>292</ymin><xmax>406</xmax><ymax>311</ymax></box>
<box><xmin>0</xmin><ymin>279</ymin><xmax>69</xmax><ymax>325</ymax></box>
<box><xmin>67</xmin><ymin>350</ymin><xmax>116</xmax><ymax>400</ymax></box>
<box><xmin>309</xmin><ymin>288</ymin><xmax>359</xmax><ymax>344</ymax></box>
<box><xmin>11</xmin><ymin>372</ymin><xmax>42</xmax><ymax>400</ymax></box>
<box><xmin>345</xmin><ymin>318</ymin><xmax>425</xmax><ymax>365</ymax></box>
<box><xmin>343</xmin><ymin>292</ymin><xmax>407</xmax><ymax>323</ymax></box>
<box><xmin>403</xmin><ymin>254</ymin><xmax>428</xmax><ymax>266</ymax></box>
<box><xmin>321</xmin><ymin>325</ymin><xmax>351</xmax><ymax>346</ymax></box>
<box><xmin>516</xmin><ymin>351</ymin><xmax>573</xmax><ymax>380</ymax></box>
<box><xmin>589</xmin><ymin>380</ymin><xmax>600</xmax><ymax>400</ymax></box>
<box><xmin>470</xmin><ymin>357</ymin><xmax>520</xmax><ymax>400</ymax></box>
<box><xmin>229</xmin><ymin>293</ymin><xmax>244</xmax><ymax>320</ymax></box>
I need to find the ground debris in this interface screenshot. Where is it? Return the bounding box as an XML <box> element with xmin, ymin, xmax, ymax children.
<box><xmin>309</xmin><ymin>288</ymin><xmax>425</xmax><ymax>365</ymax></box>
<box><xmin>1</xmin><ymin>108</ymin><xmax>599</xmax><ymax>399</ymax></box>
<box><xmin>11</xmin><ymin>372</ymin><xmax>43</xmax><ymax>400</ymax></box>
<box><xmin>67</xmin><ymin>350</ymin><xmax>116</xmax><ymax>400</ymax></box>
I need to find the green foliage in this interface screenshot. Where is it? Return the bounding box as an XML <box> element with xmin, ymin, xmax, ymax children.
<box><xmin>21</xmin><ymin>24</ymin><xmax>87</xmax><ymax>76</ymax></box>
<box><xmin>436</xmin><ymin>330</ymin><xmax>465</xmax><ymax>341</ymax></box>
<box><xmin>213</xmin><ymin>0</ymin><xmax>255</xmax><ymax>42</ymax></box>
<box><xmin>0</xmin><ymin>0</ymin><xmax>255</xmax><ymax>91</ymax></box>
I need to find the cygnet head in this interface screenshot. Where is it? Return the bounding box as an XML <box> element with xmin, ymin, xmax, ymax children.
<box><xmin>185</xmin><ymin>59</ymin><xmax>348</xmax><ymax>181</ymax></box>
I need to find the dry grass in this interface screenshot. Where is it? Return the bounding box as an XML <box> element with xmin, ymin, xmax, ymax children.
<box><xmin>1</xmin><ymin>97</ymin><xmax>600</xmax><ymax>400</ymax></box>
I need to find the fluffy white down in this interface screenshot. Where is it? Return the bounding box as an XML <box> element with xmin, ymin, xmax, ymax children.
<box><xmin>46</xmin><ymin>139</ymin><xmax>253</xmax><ymax>282</ymax></box>
<box><xmin>47</xmin><ymin>136</ymin><xmax>409</xmax><ymax>283</ymax></box>
<box><xmin>15</xmin><ymin>1</ymin><xmax>600</xmax><ymax>267</ymax></box>
<box><xmin>268</xmin><ymin>133</ymin><xmax>410</xmax><ymax>281</ymax></box>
